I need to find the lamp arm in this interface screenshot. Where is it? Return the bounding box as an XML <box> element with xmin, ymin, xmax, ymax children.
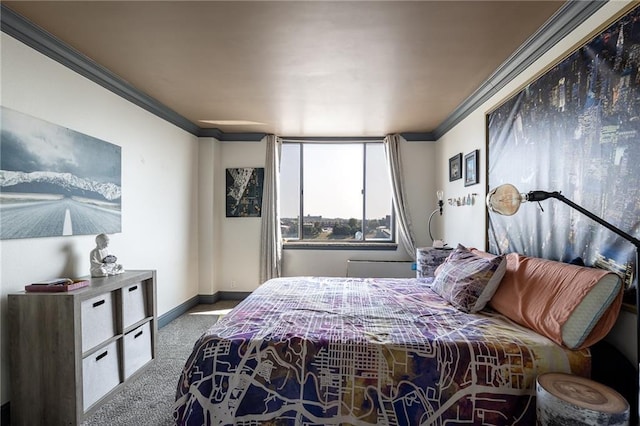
<box><xmin>526</xmin><ymin>191</ymin><xmax>640</xmax><ymax>249</ymax></box>
<box><xmin>428</xmin><ymin>208</ymin><xmax>439</xmax><ymax>243</ymax></box>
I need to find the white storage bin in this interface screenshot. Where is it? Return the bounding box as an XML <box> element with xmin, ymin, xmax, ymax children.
<box><xmin>124</xmin><ymin>322</ymin><xmax>152</xmax><ymax>379</ymax></box>
<box><xmin>82</xmin><ymin>340</ymin><xmax>120</xmax><ymax>411</ymax></box>
<box><xmin>122</xmin><ymin>282</ymin><xmax>146</xmax><ymax>328</ymax></box>
<box><xmin>81</xmin><ymin>292</ymin><xmax>115</xmax><ymax>352</ymax></box>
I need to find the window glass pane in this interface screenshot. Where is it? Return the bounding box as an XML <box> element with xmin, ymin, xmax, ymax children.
<box><xmin>280</xmin><ymin>143</ymin><xmax>300</xmax><ymax>239</ymax></box>
<box><xmin>365</xmin><ymin>144</ymin><xmax>393</xmax><ymax>240</ymax></box>
<box><xmin>280</xmin><ymin>141</ymin><xmax>393</xmax><ymax>244</ymax></box>
<box><xmin>303</xmin><ymin>144</ymin><xmax>363</xmax><ymax>241</ymax></box>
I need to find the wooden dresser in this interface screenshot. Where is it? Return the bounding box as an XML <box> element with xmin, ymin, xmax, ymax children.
<box><xmin>8</xmin><ymin>270</ymin><xmax>157</xmax><ymax>425</ymax></box>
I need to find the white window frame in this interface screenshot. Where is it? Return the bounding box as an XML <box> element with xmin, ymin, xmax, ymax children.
<box><xmin>281</xmin><ymin>138</ymin><xmax>397</xmax><ymax>249</ymax></box>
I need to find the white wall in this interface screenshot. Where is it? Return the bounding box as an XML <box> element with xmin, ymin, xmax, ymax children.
<box><xmin>282</xmin><ymin>140</ymin><xmax>438</xmax><ymax>279</ymax></box>
<box><xmin>217</xmin><ymin>141</ymin><xmax>266</xmax><ymax>292</ymax></box>
<box><xmin>207</xmin><ymin>138</ymin><xmax>438</xmax><ymax>288</ymax></box>
<box><xmin>435</xmin><ymin>0</ymin><xmax>638</xmax><ymax>367</ymax></box>
<box><xmin>198</xmin><ymin>137</ymin><xmax>221</xmax><ymax>296</ymax></box>
<box><xmin>208</xmin><ymin>138</ymin><xmax>436</xmax><ymax>289</ymax></box>
<box><xmin>436</xmin><ymin>120</ymin><xmax>487</xmax><ymax>250</ymax></box>
<box><xmin>0</xmin><ymin>34</ymin><xmax>201</xmax><ymax>405</ymax></box>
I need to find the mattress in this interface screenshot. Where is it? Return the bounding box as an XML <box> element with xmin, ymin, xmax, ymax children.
<box><xmin>174</xmin><ymin>276</ymin><xmax>590</xmax><ymax>425</ymax></box>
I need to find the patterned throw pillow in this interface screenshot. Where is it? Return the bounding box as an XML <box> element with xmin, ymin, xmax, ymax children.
<box><xmin>431</xmin><ymin>244</ymin><xmax>506</xmax><ymax>313</ymax></box>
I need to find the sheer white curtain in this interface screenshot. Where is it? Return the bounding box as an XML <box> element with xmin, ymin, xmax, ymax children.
<box><xmin>384</xmin><ymin>134</ymin><xmax>417</xmax><ymax>260</ymax></box>
<box><xmin>260</xmin><ymin>134</ymin><xmax>283</xmax><ymax>283</ymax></box>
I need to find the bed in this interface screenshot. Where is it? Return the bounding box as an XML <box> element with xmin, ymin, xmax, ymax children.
<box><xmin>173</xmin><ymin>246</ymin><xmax>623</xmax><ymax>425</ymax></box>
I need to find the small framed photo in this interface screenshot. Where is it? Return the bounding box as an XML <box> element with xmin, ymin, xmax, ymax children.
<box><xmin>449</xmin><ymin>153</ymin><xmax>462</xmax><ymax>181</ymax></box>
<box><xmin>225</xmin><ymin>167</ymin><xmax>265</xmax><ymax>217</ymax></box>
<box><xmin>464</xmin><ymin>149</ymin><xmax>479</xmax><ymax>186</ymax></box>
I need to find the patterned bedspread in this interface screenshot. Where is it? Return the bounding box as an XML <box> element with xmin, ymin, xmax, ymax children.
<box><xmin>174</xmin><ymin>277</ymin><xmax>590</xmax><ymax>425</ymax></box>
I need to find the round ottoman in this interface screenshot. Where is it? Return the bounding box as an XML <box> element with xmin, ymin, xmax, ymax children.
<box><xmin>536</xmin><ymin>372</ymin><xmax>629</xmax><ymax>425</ymax></box>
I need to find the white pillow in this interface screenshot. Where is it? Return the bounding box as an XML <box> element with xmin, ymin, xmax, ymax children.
<box><xmin>562</xmin><ymin>273</ymin><xmax>622</xmax><ymax>349</ymax></box>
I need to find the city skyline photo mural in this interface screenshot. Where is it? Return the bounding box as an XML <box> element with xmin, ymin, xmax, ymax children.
<box><xmin>0</xmin><ymin>107</ymin><xmax>122</xmax><ymax>239</ymax></box>
<box><xmin>488</xmin><ymin>4</ymin><xmax>640</xmax><ymax>295</ymax></box>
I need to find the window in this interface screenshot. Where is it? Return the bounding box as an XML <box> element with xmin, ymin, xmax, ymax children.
<box><xmin>280</xmin><ymin>141</ymin><xmax>394</xmax><ymax>244</ymax></box>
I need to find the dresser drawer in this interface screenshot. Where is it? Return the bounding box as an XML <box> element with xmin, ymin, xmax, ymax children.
<box><xmin>81</xmin><ymin>292</ymin><xmax>116</xmax><ymax>352</ymax></box>
<box><xmin>122</xmin><ymin>282</ymin><xmax>146</xmax><ymax>328</ymax></box>
<box><xmin>124</xmin><ymin>322</ymin><xmax>152</xmax><ymax>379</ymax></box>
<box><xmin>82</xmin><ymin>340</ymin><xmax>121</xmax><ymax>411</ymax></box>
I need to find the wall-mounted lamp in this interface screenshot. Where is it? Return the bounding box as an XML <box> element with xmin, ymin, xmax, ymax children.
<box><xmin>428</xmin><ymin>190</ymin><xmax>445</xmax><ymax>248</ymax></box>
<box><xmin>487</xmin><ymin>183</ymin><xmax>640</xmax><ymax>422</ymax></box>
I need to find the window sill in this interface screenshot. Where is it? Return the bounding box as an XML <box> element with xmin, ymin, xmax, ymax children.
<box><xmin>283</xmin><ymin>241</ymin><xmax>398</xmax><ymax>251</ymax></box>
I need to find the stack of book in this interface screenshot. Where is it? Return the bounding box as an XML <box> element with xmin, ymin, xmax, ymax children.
<box><xmin>25</xmin><ymin>278</ymin><xmax>89</xmax><ymax>293</ymax></box>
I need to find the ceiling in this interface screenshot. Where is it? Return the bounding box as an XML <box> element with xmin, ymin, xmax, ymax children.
<box><xmin>3</xmin><ymin>1</ymin><xmax>568</xmax><ymax>138</ymax></box>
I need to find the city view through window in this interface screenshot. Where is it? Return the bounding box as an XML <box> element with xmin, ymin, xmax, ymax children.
<box><xmin>280</xmin><ymin>142</ymin><xmax>394</xmax><ymax>242</ymax></box>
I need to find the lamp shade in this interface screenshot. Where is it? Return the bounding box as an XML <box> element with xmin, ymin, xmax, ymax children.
<box><xmin>486</xmin><ymin>184</ymin><xmax>525</xmax><ymax>216</ymax></box>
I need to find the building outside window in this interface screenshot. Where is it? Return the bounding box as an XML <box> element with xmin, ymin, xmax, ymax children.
<box><xmin>280</xmin><ymin>141</ymin><xmax>394</xmax><ymax>245</ymax></box>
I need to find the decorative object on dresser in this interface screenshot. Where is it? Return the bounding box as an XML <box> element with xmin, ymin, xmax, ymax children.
<box><xmin>90</xmin><ymin>233</ymin><xmax>125</xmax><ymax>277</ymax></box>
<box><xmin>24</xmin><ymin>277</ymin><xmax>89</xmax><ymax>292</ymax></box>
<box><xmin>8</xmin><ymin>270</ymin><xmax>157</xmax><ymax>426</ymax></box>
<box><xmin>486</xmin><ymin>183</ymin><xmax>639</xmax><ymax>424</ymax></box>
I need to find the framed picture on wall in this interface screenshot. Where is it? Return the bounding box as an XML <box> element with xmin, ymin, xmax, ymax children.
<box><xmin>449</xmin><ymin>153</ymin><xmax>462</xmax><ymax>181</ymax></box>
<box><xmin>225</xmin><ymin>167</ymin><xmax>265</xmax><ymax>217</ymax></box>
<box><xmin>464</xmin><ymin>150</ymin><xmax>479</xmax><ymax>186</ymax></box>
<box><xmin>0</xmin><ymin>106</ymin><xmax>122</xmax><ymax>240</ymax></box>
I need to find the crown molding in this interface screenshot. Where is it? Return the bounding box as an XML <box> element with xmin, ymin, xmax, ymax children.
<box><xmin>1</xmin><ymin>2</ymin><xmax>605</xmax><ymax>142</ymax></box>
<box><xmin>432</xmin><ymin>0</ymin><xmax>607</xmax><ymax>140</ymax></box>
<box><xmin>215</xmin><ymin>132</ymin><xmax>267</xmax><ymax>142</ymax></box>
<box><xmin>197</xmin><ymin>127</ymin><xmax>224</xmax><ymax>139</ymax></box>
<box><xmin>400</xmin><ymin>132</ymin><xmax>436</xmax><ymax>142</ymax></box>
<box><xmin>1</xmin><ymin>4</ymin><xmax>202</xmax><ymax>136</ymax></box>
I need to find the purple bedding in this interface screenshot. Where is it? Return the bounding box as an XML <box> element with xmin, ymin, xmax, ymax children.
<box><xmin>174</xmin><ymin>277</ymin><xmax>590</xmax><ymax>425</ymax></box>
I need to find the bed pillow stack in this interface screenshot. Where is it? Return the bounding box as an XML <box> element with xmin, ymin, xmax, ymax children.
<box><xmin>431</xmin><ymin>244</ymin><xmax>506</xmax><ymax>313</ymax></box>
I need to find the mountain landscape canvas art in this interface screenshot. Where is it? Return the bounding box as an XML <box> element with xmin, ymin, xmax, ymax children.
<box><xmin>0</xmin><ymin>107</ymin><xmax>122</xmax><ymax>239</ymax></box>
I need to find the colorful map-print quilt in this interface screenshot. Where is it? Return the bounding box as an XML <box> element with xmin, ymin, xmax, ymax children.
<box><xmin>174</xmin><ymin>277</ymin><xmax>590</xmax><ymax>425</ymax></box>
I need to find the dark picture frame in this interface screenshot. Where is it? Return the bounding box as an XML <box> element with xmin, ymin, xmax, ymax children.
<box><xmin>448</xmin><ymin>153</ymin><xmax>462</xmax><ymax>181</ymax></box>
<box><xmin>464</xmin><ymin>150</ymin><xmax>479</xmax><ymax>186</ymax></box>
<box><xmin>225</xmin><ymin>167</ymin><xmax>265</xmax><ymax>217</ymax></box>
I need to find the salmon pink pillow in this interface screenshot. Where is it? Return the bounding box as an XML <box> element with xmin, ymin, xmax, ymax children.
<box><xmin>489</xmin><ymin>253</ymin><xmax>623</xmax><ymax>350</ymax></box>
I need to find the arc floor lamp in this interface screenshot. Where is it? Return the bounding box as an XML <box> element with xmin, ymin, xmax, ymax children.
<box><xmin>487</xmin><ymin>183</ymin><xmax>639</xmax><ymax>423</ymax></box>
<box><xmin>428</xmin><ymin>190</ymin><xmax>445</xmax><ymax>247</ymax></box>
